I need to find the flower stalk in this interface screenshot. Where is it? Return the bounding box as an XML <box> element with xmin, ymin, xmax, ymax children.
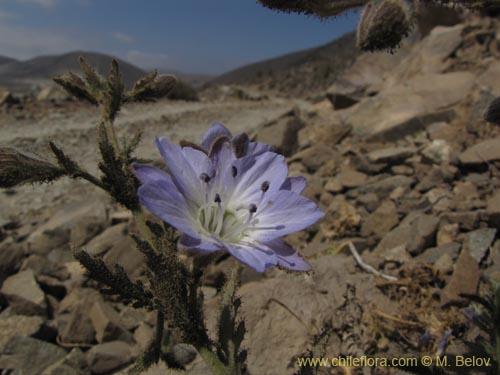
<box><xmin>1</xmin><ymin>57</ymin><xmax>322</xmax><ymax>375</ymax></box>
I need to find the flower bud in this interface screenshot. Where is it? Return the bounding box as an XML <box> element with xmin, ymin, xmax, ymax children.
<box><xmin>356</xmin><ymin>0</ymin><xmax>414</xmax><ymax>52</ymax></box>
<box><xmin>0</xmin><ymin>148</ymin><xmax>65</xmax><ymax>188</ymax></box>
<box><xmin>129</xmin><ymin>71</ymin><xmax>177</xmax><ymax>101</ymax></box>
<box><xmin>53</xmin><ymin>71</ymin><xmax>97</xmax><ymax>105</ymax></box>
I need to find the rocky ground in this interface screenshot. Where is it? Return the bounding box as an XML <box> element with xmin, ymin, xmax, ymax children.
<box><xmin>2</xmin><ymin>14</ymin><xmax>500</xmax><ymax>375</ymax></box>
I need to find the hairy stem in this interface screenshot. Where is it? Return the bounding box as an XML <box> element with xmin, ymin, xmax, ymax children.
<box><xmin>153</xmin><ymin>310</ymin><xmax>164</xmax><ymax>361</ymax></box>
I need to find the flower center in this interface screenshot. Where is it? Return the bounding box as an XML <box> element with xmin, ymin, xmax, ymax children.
<box><xmin>196</xmin><ymin>176</ymin><xmax>284</xmax><ymax>244</ymax></box>
<box><xmin>197</xmin><ymin>201</ymin><xmax>246</xmax><ymax>243</ymax></box>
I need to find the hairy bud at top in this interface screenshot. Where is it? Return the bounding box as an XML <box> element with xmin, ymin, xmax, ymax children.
<box><xmin>0</xmin><ymin>148</ymin><xmax>66</xmax><ymax>188</ymax></box>
<box><xmin>53</xmin><ymin>72</ymin><xmax>98</xmax><ymax>105</ymax></box>
<box><xmin>356</xmin><ymin>0</ymin><xmax>414</xmax><ymax>52</ymax></box>
<box><xmin>128</xmin><ymin>71</ymin><xmax>177</xmax><ymax>102</ymax></box>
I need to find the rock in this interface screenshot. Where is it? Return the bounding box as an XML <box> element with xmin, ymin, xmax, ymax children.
<box><xmin>385</xmin><ymin>25</ymin><xmax>464</xmax><ymax>85</ymax></box>
<box><xmin>356</xmin><ymin>192</ymin><xmax>380</xmax><ymax>212</ymax></box>
<box><xmin>361</xmin><ymin>200</ymin><xmax>399</xmax><ymax>239</ymax></box>
<box><xmin>326</xmin><ymin>91</ymin><xmax>359</xmax><ymax>110</ymax></box>
<box><xmin>87</xmin><ymin>341</ymin><xmax>133</xmax><ymax>374</ymax></box>
<box><xmin>324</xmin><ymin>177</ymin><xmax>343</xmax><ymax>193</ymax></box>
<box><xmin>459</xmin><ymin>137</ymin><xmax>500</xmax><ymax>166</ymax></box>
<box><xmin>0</xmin><ymin>336</ymin><xmax>66</xmax><ymax>375</ymax></box>
<box><xmin>486</xmin><ymin>190</ymin><xmax>500</xmax><ymax>228</ymax></box>
<box><xmin>342</xmin><ymin>72</ymin><xmax>474</xmax><ymax>141</ymax></box>
<box><xmin>253</xmin><ymin>111</ymin><xmax>305</xmax><ymax>156</ymax></box>
<box><xmin>462</xmin><ymin>228</ymin><xmax>497</xmax><ymax>264</ymax></box>
<box><xmin>236</xmin><ymin>276</ymin><xmax>331</xmax><ymax>375</ymax></box>
<box><xmin>434</xmin><ymin>253</ymin><xmax>454</xmax><ymax>276</ymax></box>
<box><xmin>440</xmin><ymin>211</ymin><xmax>482</xmax><ymax>231</ymax></box>
<box><xmin>421</xmin><ymin>139</ymin><xmax>454</xmax><ymax>164</ymax></box>
<box><xmin>172</xmin><ymin>344</ymin><xmax>198</xmax><ymax>367</ymax></box>
<box><xmin>452</xmin><ymin>181</ymin><xmax>483</xmax><ymax>212</ymax></box>
<box><xmin>0</xmin><ymin>240</ymin><xmax>24</xmax><ymax>284</ymax></box>
<box><xmin>110</xmin><ymin>210</ymin><xmax>132</xmax><ymax>224</ymax></box>
<box><xmin>477</xmin><ymin>60</ymin><xmax>500</xmax><ymax>97</ymax></box>
<box><xmin>358</xmin><ymin>175</ymin><xmax>415</xmax><ymax>199</ymax></box>
<box><xmin>382</xmin><ymin>244</ymin><xmax>412</xmax><ymax>264</ymax></box>
<box><xmin>320</xmin><ymin>197</ymin><xmax>360</xmax><ymax>238</ymax></box>
<box><xmin>337</xmin><ymin>167</ymin><xmax>368</xmax><ymax>189</ymax></box>
<box><xmin>441</xmin><ymin>249</ymin><xmax>480</xmax><ymax>306</ymax></box>
<box><xmin>102</xmin><ymin>234</ymin><xmax>145</xmax><ymax>278</ymax></box>
<box><xmin>59</xmin><ymin>303</ymin><xmax>96</xmax><ymax>346</ymax></box>
<box><xmin>37</xmin><ymin>84</ymin><xmax>71</xmax><ymax>101</ymax></box>
<box><xmin>119</xmin><ymin>306</ymin><xmax>147</xmax><ymax>331</ymax></box>
<box><xmin>426</xmin><ymin>122</ymin><xmax>460</xmax><ymax>142</ymax></box>
<box><xmin>290</xmin><ymin>145</ymin><xmax>340</xmax><ymax>173</ymax></box>
<box><xmin>133</xmin><ymin>322</ymin><xmax>154</xmax><ymax>352</ymax></box>
<box><xmin>21</xmin><ymin>254</ymin><xmax>66</xmax><ymax>278</ymax></box>
<box><xmin>437</xmin><ymin>223</ymin><xmax>459</xmax><ymax>246</ymax></box>
<box><xmin>26</xmin><ymin>200</ymin><xmax>108</xmax><ymax>255</ymax></box>
<box><xmin>0</xmin><ymin>87</ymin><xmax>15</xmax><ymax>106</ymax></box>
<box><xmin>0</xmin><ymin>315</ymin><xmax>44</xmax><ymax>351</ymax></box>
<box><xmin>367</xmin><ymin>147</ymin><xmax>416</xmax><ymax>164</ymax></box>
<box><xmin>391</xmin><ymin>165</ymin><xmax>414</xmax><ymax>175</ymax></box>
<box><xmin>1</xmin><ymin>269</ymin><xmax>47</xmax><ymax>316</ymax></box>
<box><xmin>41</xmin><ymin>348</ymin><xmax>89</xmax><ymax>375</ymax></box>
<box><xmin>85</xmin><ymin>223</ymin><xmax>128</xmax><ymax>256</ymax></box>
<box><xmin>374</xmin><ymin>212</ymin><xmax>439</xmax><ymax>256</ymax></box>
<box><xmin>416</xmin><ymin>242</ymin><xmax>461</xmax><ymax>264</ymax></box>
<box><xmin>89</xmin><ymin>300</ymin><xmax>133</xmax><ymax>343</ymax></box>
<box><xmin>58</xmin><ymin>288</ymin><xmax>103</xmax><ymax>314</ymax></box>
<box><xmin>298</xmin><ymin>115</ymin><xmax>351</xmax><ymax>147</ymax></box>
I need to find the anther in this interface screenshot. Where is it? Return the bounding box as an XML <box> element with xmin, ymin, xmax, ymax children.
<box><xmin>214</xmin><ymin>193</ymin><xmax>221</xmax><ymax>203</ymax></box>
<box><xmin>232</xmin><ymin>166</ymin><xmax>237</xmax><ymax>178</ymax></box>
<box><xmin>261</xmin><ymin>181</ymin><xmax>270</xmax><ymax>192</ymax></box>
<box><xmin>248</xmin><ymin>203</ymin><xmax>257</xmax><ymax>213</ymax></box>
<box><xmin>200</xmin><ymin>173</ymin><xmax>211</xmax><ymax>183</ymax></box>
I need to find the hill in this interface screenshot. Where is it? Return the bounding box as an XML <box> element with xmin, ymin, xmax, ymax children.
<box><xmin>0</xmin><ymin>56</ymin><xmax>17</xmax><ymax>66</ymax></box>
<box><xmin>209</xmin><ymin>32</ymin><xmax>359</xmax><ymax>96</ymax></box>
<box><xmin>0</xmin><ymin>51</ymin><xmax>145</xmax><ymax>90</ymax></box>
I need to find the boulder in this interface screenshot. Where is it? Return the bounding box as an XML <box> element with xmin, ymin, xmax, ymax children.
<box><xmin>0</xmin><ymin>315</ymin><xmax>44</xmax><ymax>352</ymax></box>
<box><xmin>342</xmin><ymin>72</ymin><xmax>474</xmax><ymax>141</ymax></box>
<box><xmin>89</xmin><ymin>300</ymin><xmax>133</xmax><ymax>343</ymax></box>
<box><xmin>374</xmin><ymin>212</ymin><xmax>439</xmax><ymax>256</ymax></box>
<box><xmin>1</xmin><ymin>269</ymin><xmax>47</xmax><ymax>316</ymax></box>
<box><xmin>87</xmin><ymin>341</ymin><xmax>133</xmax><ymax>374</ymax></box>
<box><xmin>459</xmin><ymin>137</ymin><xmax>500</xmax><ymax>166</ymax></box>
<box><xmin>252</xmin><ymin>111</ymin><xmax>305</xmax><ymax>156</ymax></box>
<box><xmin>367</xmin><ymin>146</ymin><xmax>416</xmax><ymax>164</ymax></box>
<box><xmin>0</xmin><ymin>336</ymin><xmax>66</xmax><ymax>375</ymax></box>
<box><xmin>26</xmin><ymin>200</ymin><xmax>108</xmax><ymax>255</ymax></box>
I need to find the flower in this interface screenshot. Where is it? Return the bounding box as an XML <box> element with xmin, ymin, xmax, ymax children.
<box><xmin>133</xmin><ymin>123</ymin><xmax>324</xmax><ymax>272</ymax></box>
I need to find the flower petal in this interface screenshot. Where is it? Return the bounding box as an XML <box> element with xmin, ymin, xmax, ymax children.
<box><xmin>280</xmin><ymin>176</ymin><xmax>307</xmax><ymax>194</ymax></box>
<box><xmin>156</xmin><ymin>137</ymin><xmax>208</xmax><ymax>206</ymax></box>
<box><xmin>225</xmin><ymin>243</ymin><xmax>277</xmax><ymax>272</ymax></box>
<box><xmin>231</xmin><ymin>152</ymin><xmax>288</xmax><ymax>206</ymax></box>
<box><xmin>132</xmin><ymin>163</ymin><xmax>170</xmax><ymax>184</ymax></box>
<box><xmin>179</xmin><ymin>234</ymin><xmax>221</xmax><ymax>253</ymax></box>
<box><xmin>247</xmin><ymin>141</ymin><xmax>274</xmax><ymax>156</ymax></box>
<box><xmin>251</xmin><ymin>190</ymin><xmax>324</xmax><ymax>242</ymax></box>
<box><xmin>201</xmin><ymin>123</ymin><xmax>232</xmax><ymax>150</ymax></box>
<box><xmin>264</xmin><ymin>238</ymin><xmax>311</xmax><ymax>271</ymax></box>
<box><xmin>138</xmin><ymin>181</ymin><xmax>198</xmax><ymax>238</ymax></box>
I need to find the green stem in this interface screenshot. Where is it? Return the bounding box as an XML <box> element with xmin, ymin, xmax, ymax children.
<box><xmin>197</xmin><ymin>346</ymin><xmax>232</xmax><ymax>375</ymax></box>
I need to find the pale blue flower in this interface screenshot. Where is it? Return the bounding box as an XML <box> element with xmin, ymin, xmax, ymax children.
<box><xmin>134</xmin><ymin>123</ymin><xmax>324</xmax><ymax>272</ymax></box>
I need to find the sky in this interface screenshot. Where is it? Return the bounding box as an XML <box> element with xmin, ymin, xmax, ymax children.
<box><xmin>0</xmin><ymin>0</ymin><xmax>359</xmax><ymax>75</ymax></box>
